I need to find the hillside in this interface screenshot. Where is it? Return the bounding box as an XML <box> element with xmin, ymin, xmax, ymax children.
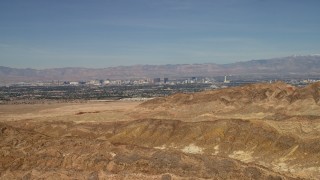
<box><xmin>1</xmin><ymin>55</ymin><xmax>320</xmax><ymax>83</ymax></box>
<box><xmin>1</xmin><ymin>82</ymin><xmax>320</xmax><ymax>179</ymax></box>
<box><xmin>134</xmin><ymin>82</ymin><xmax>320</xmax><ymax>178</ymax></box>
<box><xmin>138</xmin><ymin>81</ymin><xmax>320</xmax><ymax>121</ymax></box>
<box><xmin>0</xmin><ymin>122</ymin><xmax>295</xmax><ymax>179</ymax></box>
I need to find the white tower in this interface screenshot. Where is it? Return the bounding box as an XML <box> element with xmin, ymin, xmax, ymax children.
<box><xmin>224</xmin><ymin>75</ymin><xmax>230</xmax><ymax>83</ymax></box>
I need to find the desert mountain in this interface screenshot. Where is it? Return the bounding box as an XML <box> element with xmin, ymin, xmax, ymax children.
<box><xmin>1</xmin><ymin>55</ymin><xmax>320</xmax><ymax>83</ymax></box>
<box><xmin>134</xmin><ymin>82</ymin><xmax>320</xmax><ymax>178</ymax></box>
<box><xmin>0</xmin><ymin>122</ymin><xmax>294</xmax><ymax>179</ymax></box>
<box><xmin>1</xmin><ymin>82</ymin><xmax>320</xmax><ymax>179</ymax></box>
<box><xmin>138</xmin><ymin>81</ymin><xmax>320</xmax><ymax>121</ymax></box>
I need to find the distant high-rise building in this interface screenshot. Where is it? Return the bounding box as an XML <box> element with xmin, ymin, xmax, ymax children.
<box><xmin>164</xmin><ymin>78</ymin><xmax>169</xmax><ymax>84</ymax></box>
<box><xmin>191</xmin><ymin>77</ymin><xmax>197</xmax><ymax>83</ymax></box>
<box><xmin>224</xmin><ymin>75</ymin><xmax>230</xmax><ymax>83</ymax></box>
<box><xmin>153</xmin><ymin>78</ymin><xmax>161</xmax><ymax>84</ymax></box>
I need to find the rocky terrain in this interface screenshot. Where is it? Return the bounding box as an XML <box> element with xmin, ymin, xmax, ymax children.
<box><xmin>1</xmin><ymin>82</ymin><xmax>320</xmax><ymax>179</ymax></box>
<box><xmin>138</xmin><ymin>81</ymin><xmax>320</xmax><ymax>121</ymax></box>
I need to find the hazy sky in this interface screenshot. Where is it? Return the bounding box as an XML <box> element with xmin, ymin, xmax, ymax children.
<box><xmin>1</xmin><ymin>0</ymin><xmax>320</xmax><ymax>68</ymax></box>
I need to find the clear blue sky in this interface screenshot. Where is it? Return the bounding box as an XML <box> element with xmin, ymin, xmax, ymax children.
<box><xmin>1</xmin><ymin>0</ymin><xmax>320</xmax><ymax>68</ymax></box>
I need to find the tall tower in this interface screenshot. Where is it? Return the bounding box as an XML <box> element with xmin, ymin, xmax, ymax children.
<box><xmin>164</xmin><ymin>78</ymin><xmax>169</xmax><ymax>84</ymax></box>
<box><xmin>224</xmin><ymin>75</ymin><xmax>230</xmax><ymax>83</ymax></box>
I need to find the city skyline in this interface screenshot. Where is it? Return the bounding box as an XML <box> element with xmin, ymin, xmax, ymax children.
<box><xmin>1</xmin><ymin>0</ymin><xmax>320</xmax><ymax>68</ymax></box>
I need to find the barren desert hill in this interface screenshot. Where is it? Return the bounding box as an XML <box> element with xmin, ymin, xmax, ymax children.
<box><xmin>0</xmin><ymin>122</ymin><xmax>295</xmax><ymax>180</ymax></box>
<box><xmin>138</xmin><ymin>82</ymin><xmax>320</xmax><ymax>120</ymax></box>
<box><xmin>1</xmin><ymin>82</ymin><xmax>320</xmax><ymax>179</ymax></box>
<box><xmin>2</xmin><ymin>118</ymin><xmax>319</xmax><ymax>179</ymax></box>
<box><xmin>141</xmin><ymin>81</ymin><xmax>320</xmax><ymax>107</ymax></box>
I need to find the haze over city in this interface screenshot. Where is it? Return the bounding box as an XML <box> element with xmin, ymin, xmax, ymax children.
<box><xmin>1</xmin><ymin>0</ymin><xmax>320</xmax><ymax>68</ymax></box>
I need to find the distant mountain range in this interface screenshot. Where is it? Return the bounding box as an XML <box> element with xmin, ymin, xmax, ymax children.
<box><xmin>1</xmin><ymin>55</ymin><xmax>320</xmax><ymax>83</ymax></box>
